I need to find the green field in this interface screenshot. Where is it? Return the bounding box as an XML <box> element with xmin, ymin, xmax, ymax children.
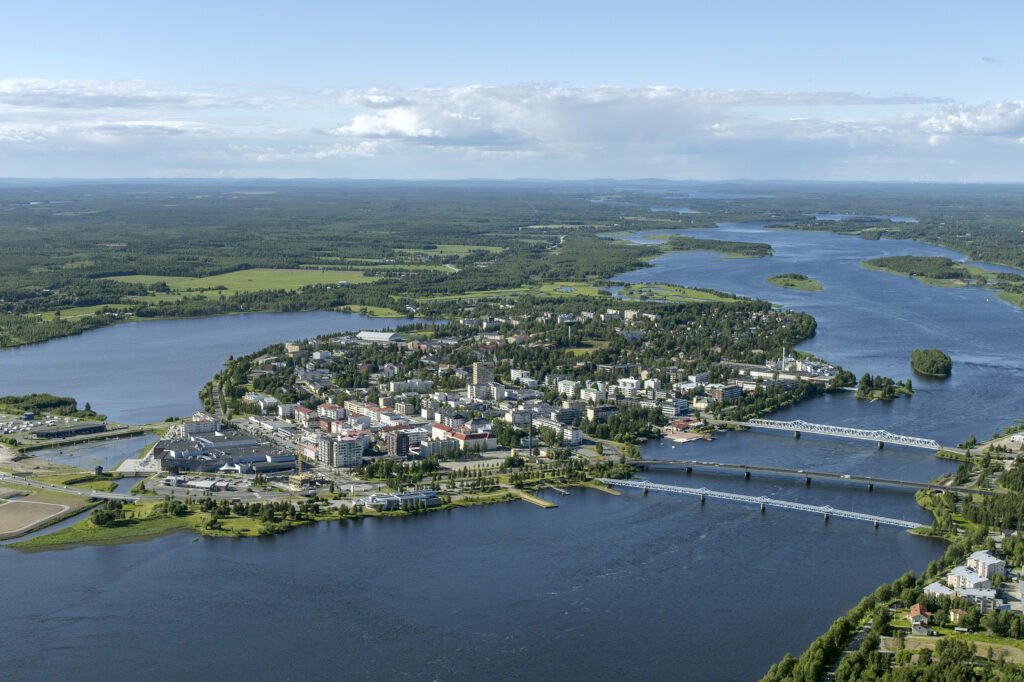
<box><xmin>338</xmin><ymin>304</ymin><xmax>405</xmax><ymax>317</ymax></box>
<box><xmin>420</xmin><ymin>281</ymin><xmax>607</xmax><ymax>302</ymax></box>
<box><xmin>618</xmin><ymin>283</ymin><xmax>738</xmax><ymax>303</ymax></box>
<box><xmin>29</xmin><ymin>304</ymin><xmax>131</xmax><ymax>321</ymax></box>
<box><xmin>397</xmin><ymin>244</ymin><xmax>503</xmax><ymax>257</ymax></box>
<box><xmin>998</xmin><ymin>290</ymin><xmax>1024</xmax><ymax>308</ymax></box>
<box><xmin>108</xmin><ymin>268</ymin><xmax>376</xmax><ymax>299</ymax></box>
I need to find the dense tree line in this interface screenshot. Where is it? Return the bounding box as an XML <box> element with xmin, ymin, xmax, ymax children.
<box><xmin>865</xmin><ymin>256</ymin><xmax>969</xmax><ymax>279</ymax></box>
<box><xmin>578</xmin><ymin>406</ymin><xmax>666</xmax><ymax>443</ymax></box>
<box><xmin>0</xmin><ymin>393</ymin><xmax>100</xmax><ymax>418</ymax></box>
<box><xmin>963</xmin><ymin>491</ymin><xmax>1024</xmax><ymax>530</ymax></box>
<box><xmin>856</xmin><ymin>373</ymin><xmax>912</xmax><ymax>401</ymax></box>
<box><xmin>663</xmin><ymin>235</ymin><xmax>773</xmax><ymax>258</ymax></box>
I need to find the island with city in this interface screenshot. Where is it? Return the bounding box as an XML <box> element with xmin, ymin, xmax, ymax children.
<box><xmin>3</xmin><ymin>181</ymin><xmax>1024</xmax><ymax>680</ymax></box>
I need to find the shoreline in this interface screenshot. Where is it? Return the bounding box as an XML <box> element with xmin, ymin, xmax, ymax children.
<box><xmin>7</xmin><ymin>480</ymin><xmax>620</xmax><ymax>550</ymax></box>
<box><xmin>1</xmin><ymin>306</ymin><xmax>410</xmax><ymax>352</ymax></box>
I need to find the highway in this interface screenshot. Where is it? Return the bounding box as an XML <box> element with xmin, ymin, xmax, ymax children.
<box><xmin>631</xmin><ymin>459</ymin><xmax>994</xmax><ymax>496</ymax></box>
<box><xmin>0</xmin><ymin>472</ymin><xmax>294</xmax><ymax>503</ymax></box>
<box><xmin>0</xmin><ymin>471</ymin><xmax>152</xmax><ymax>501</ymax></box>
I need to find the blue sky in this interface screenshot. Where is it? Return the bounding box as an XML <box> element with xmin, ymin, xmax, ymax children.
<box><xmin>1</xmin><ymin>0</ymin><xmax>1023</xmax><ymax>180</ymax></box>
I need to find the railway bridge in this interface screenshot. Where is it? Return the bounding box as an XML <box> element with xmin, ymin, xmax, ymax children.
<box><xmin>712</xmin><ymin>418</ymin><xmax>942</xmax><ymax>451</ymax></box>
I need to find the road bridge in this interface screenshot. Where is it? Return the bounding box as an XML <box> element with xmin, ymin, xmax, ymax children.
<box><xmin>0</xmin><ymin>472</ymin><xmax>153</xmax><ymax>502</ymax></box>
<box><xmin>632</xmin><ymin>459</ymin><xmax>991</xmax><ymax>495</ymax></box>
<box><xmin>598</xmin><ymin>478</ymin><xmax>921</xmax><ymax>529</ymax></box>
<box><xmin>713</xmin><ymin>418</ymin><xmax>942</xmax><ymax>450</ymax></box>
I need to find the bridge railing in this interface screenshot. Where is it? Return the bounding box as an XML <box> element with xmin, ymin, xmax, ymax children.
<box><xmin>599</xmin><ymin>478</ymin><xmax>920</xmax><ymax>529</ymax></box>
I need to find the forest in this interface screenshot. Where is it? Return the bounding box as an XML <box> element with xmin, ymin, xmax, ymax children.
<box><xmin>911</xmin><ymin>348</ymin><xmax>953</xmax><ymax>377</ymax></box>
<box><xmin>5</xmin><ymin>180</ymin><xmax>1024</xmax><ymax>349</ymax></box>
<box><xmin>864</xmin><ymin>256</ymin><xmax>970</xmax><ymax>280</ymax></box>
<box><xmin>662</xmin><ymin>235</ymin><xmax>773</xmax><ymax>258</ymax></box>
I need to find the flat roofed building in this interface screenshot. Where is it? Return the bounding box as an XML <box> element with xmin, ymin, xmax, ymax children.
<box><xmin>923</xmin><ymin>581</ymin><xmax>955</xmax><ymax>598</ymax></box>
<box><xmin>967</xmin><ymin>550</ymin><xmax>1005</xmax><ymax>579</ymax></box>
<box><xmin>182</xmin><ymin>411</ymin><xmax>218</xmax><ymax>436</ymax></box>
<box><xmin>356</xmin><ymin>331</ymin><xmax>401</xmax><ymax>343</ymax></box>
<box><xmin>473</xmin><ymin>361</ymin><xmax>495</xmax><ymax>385</ymax></box>
<box><xmin>947</xmin><ymin>565</ymin><xmax>991</xmax><ymax>591</ymax></box>
<box><xmin>386</xmin><ymin>431</ymin><xmax>410</xmax><ymax>458</ymax></box>
<box><xmin>959</xmin><ymin>588</ymin><xmax>999</xmax><ymax>613</ymax></box>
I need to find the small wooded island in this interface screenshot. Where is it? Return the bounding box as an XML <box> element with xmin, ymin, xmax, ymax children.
<box><xmin>863</xmin><ymin>255</ymin><xmax>968</xmax><ymax>281</ymax></box>
<box><xmin>856</xmin><ymin>373</ymin><xmax>913</xmax><ymax>401</ymax></box>
<box><xmin>911</xmin><ymin>348</ymin><xmax>953</xmax><ymax>377</ymax></box>
<box><xmin>765</xmin><ymin>273</ymin><xmax>822</xmax><ymax>291</ymax></box>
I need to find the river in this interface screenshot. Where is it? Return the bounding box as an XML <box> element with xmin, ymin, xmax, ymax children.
<box><xmin>2</xmin><ymin>225</ymin><xmax>1022</xmax><ymax>679</ymax></box>
<box><xmin>0</xmin><ymin>311</ymin><xmax>415</xmax><ymax>425</ymax></box>
<box><xmin>615</xmin><ymin>222</ymin><xmax>1024</xmax><ymax>446</ymax></box>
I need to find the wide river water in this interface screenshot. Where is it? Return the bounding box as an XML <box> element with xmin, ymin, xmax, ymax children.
<box><xmin>2</xmin><ymin>223</ymin><xmax>1023</xmax><ymax>680</ymax></box>
<box><xmin>0</xmin><ymin>311</ymin><xmax>415</xmax><ymax>424</ymax></box>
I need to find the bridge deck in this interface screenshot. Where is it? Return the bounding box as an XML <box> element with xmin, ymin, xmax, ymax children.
<box><xmin>599</xmin><ymin>478</ymin><xmax>921</xmax><ymax>529</ymax></box>
<box><xmin>633</xmin><ymin>459</ymin><xmax>990</xmax><ymax>495</ymax></box>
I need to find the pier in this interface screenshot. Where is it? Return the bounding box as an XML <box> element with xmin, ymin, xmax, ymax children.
<box><xmin>598</xmin><ymin>478</ymin><xmax>921</xmax><ymax>529</ymax></box>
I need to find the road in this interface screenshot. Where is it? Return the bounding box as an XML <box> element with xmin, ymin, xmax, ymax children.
<box><xmin>0</xmin><ymin>471</ymin><xmax>300</xmax><ymax>504</ymax></box>
<box><xmin>825</xmin><ymin>621</ymin><xmax>872</xmax><ymax>681</ymax></box>
<box><xmin>211</xmin><ymin>383</ymin><xmax>224</xmax><ymax>420</ymax></box>
<box><xmin>0</xmin><ymin>471</ymin><xmax>150</xmax><ymax>501</ymax></box>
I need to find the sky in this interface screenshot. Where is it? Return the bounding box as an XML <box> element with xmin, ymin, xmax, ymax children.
<box><xmin>1</xmin><ymin>0</ymin><xmax>1023</xmax><ymax>181</ymax></box>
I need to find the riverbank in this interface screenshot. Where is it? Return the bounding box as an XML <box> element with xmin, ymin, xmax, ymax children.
<box><xmin>8</xmin><ymin>476</ymin><xmax>622</xmax><ymax>550</ymax></box>
<box><xmin>0</xmin><ymin>478</ymin><xmax>97</xmax><ymax>540</ymax></box>
<box><xmin>861</xmin><ymin>260</ymin><xmax>1024</xmax><ymax>311</ymax></box>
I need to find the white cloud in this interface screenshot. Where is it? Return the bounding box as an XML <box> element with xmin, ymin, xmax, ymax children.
<box><xmin>920</xmin><ymin>101</ymin><xmax>1024</xmax><ymax>138</ymax></box>
<box><xmin>0</xmin><ymin>78</ymin><xmax>298</xmax><ymax>110</ymax></box>
<box><xmin>0</xmin><ymin>80</ymin><xmax>1021</xmax><ymax>180</ymax></box>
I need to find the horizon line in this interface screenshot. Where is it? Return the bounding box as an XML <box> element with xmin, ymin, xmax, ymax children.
<box><xmin>1</xmin><ymin>177</ymin><xmax>1024</xmax><ymax>186</ymax></box>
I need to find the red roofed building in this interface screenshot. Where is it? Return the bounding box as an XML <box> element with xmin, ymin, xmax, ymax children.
<box><xmin>294</xmin><ymin>406</ymin><xmax>317</xmax><ymax>427</ymax></box>
<box><xmin>451</xmin><ymin>431</ymin><xmax>496</xmax><ymax>452</ymax></box>
<box><xmin>908</xmin><ymin>604</ymin><xmax>931</xmax><ymax>627</ymax></box>
<box><xmin>317</xmin><ymin>403</ymin><xmax>346</xmax><ymax>421</ymax></box>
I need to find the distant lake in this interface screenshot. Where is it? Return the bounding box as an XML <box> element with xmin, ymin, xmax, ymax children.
<box><xmin>812</xmin><ymin>213</ymin><xmax>918</xmax><ymax>223</ymax></box>
<box><xmin>0</xmin><ymin>311</ymin><xmax>418</xmax><ymax>424</ymax></box>
<box><xmin>650</xmin><ymin>206</ymin><xmax>700</xmax><ymax>214</ymax></box>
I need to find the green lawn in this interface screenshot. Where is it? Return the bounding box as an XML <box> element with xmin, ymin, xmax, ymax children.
<box><xmin>12</xmin><ymin>513</ymin><xmax>192</xmax><ymax>548</ymax></box>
